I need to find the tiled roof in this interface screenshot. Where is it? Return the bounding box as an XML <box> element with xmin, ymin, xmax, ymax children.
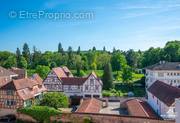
<box><xmin>53</xmin><ymin>67</ymin><xmax>68</xmax><ymax>78</ymax></box>
<box><xmin>62</xmin><ymin>66</ymin><xmax>73</xmax><ymax>77</ymax></box>
<box><xmin>0</xmin><ymin>78</ymin><xmax>47</xmax><ymax>100</ymax></box>
<box><xmin>61</xmin><ymin>77</ymin><xmax>87</xmax><ymax>85</ymax></box>
<box><xmin>0</xmin><ymin>77</ymin><xmax>11</xmax><ymax>87</ymax></box>
<box><xmin>146</xmin><ymin>62</ymin><xmax>180</xmax><ymax>70</ymax></box>
<box><xmin>10</xmin><ymin>67</ymin><xmax>26</xmax><ymax>79</ymax></box>
<box><xmin>0</xmin><ymin>66</ymin><xmax>17</xmax><ymax>77</ymax></box>
<box><xmin>76</xmin><ymin>98</ymin><xmax>102</xmax><ymax>113</ymax></box>
<box><xmin>148</xmin><ymin>80</ymin><xmax>180</xmax><ymax>106</ymax></box>
<box><xmin>31</xmin><ymin>73</ymin><xmax>43</xmax><ymax>85</ymax></box>
<box><xmin>125</xmin><ymin>99</ymin><xmax>159</xmax><ymax>119</ymax></box>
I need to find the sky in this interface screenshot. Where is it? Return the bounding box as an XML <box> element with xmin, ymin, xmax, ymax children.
<box><xmin>0</xmin><ymin>0</ymin><xmax>180</xmax><ymax>52</ymax></box>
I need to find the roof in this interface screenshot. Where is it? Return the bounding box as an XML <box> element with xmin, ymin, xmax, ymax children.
<box><xmin>52</xmin><ymin>67</ymin><xmax>68</xmax><ymax>78</ymax></box>
<box><xmin>1</xmin><ymin>78</ymin><xmax>38</xmax><ymax>90</ymax></box>
<box><xmin>10</xmin><ymin>67</ymin><xmax>26</xmax><ymax>78</ymax></box>
<box><xmin>148</xmin><ymin>80</ymin><xmax>180</xmax><ymax>106</ymax></box>
<box><xmin>124</xmin><ymin>99</ymin><xmax>159</xmax><ymax>119</ymax></box>
<box><xmin>62</xmin><ymin>66</ymin><xmax>73</xmax><ymax>77</ymax></box>
<box><xmin>0</xmin><ymin>77</ymin><xmax>11</xmax><ymax>87</ymax></box>
<box><xmin>0</xmin><ymin>66</ymin><xmax>17</xmax><ymax>77</ymax></box>
<box><xmin>146</xmin><ymin>62</ymin><xmax>180</xmax><ymax>70</ymax></box>
<box><xmin>0</xmin><ymin>78</ymin><xmax>47</xmax><ymax>100</ymax></box>
<box><xmin>31</xmin><ymin>74</ymin><xmax>43</xmax><ymax>85</ymax></box>
<box><xmin>61</xmin><ymin>77</ymin><xmax>87</xmax><ymax>85</ymax></box>
<box><xmin>76</xmin><ymin>98</ymin><xmax>102</xmax><ymax>113</ymax></box>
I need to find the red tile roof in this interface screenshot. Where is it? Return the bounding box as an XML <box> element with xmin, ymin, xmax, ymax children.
<box><xmin>53</xmin><ymin>67</ymin><xmax>68</xmax><ymax>78</ymax></box>
<box><xmin>76</xmin><ymin>98</ymin><xmax>102</xmax><ymax>113</ymax></box>
<box><xmin>0</xmin><ymin>66</ymin><xmax>17</xmax><ymax>77</ymax></box>
<box><xmin>125</xmin><ymin>99</ymin><xmax>159</xmax><ymax>119</ymax></box>
<box><xmin>147</xmin><ymin>80</ymin><xmax>180</xmax><ymax>106</ymax></box>
<box><xmin>0</xmin><ymin>78</ymin><xmax>47</xmax><ymax>100</ymax></box>
<box><xmin>31</xmin><ymin>74</ymin><xmax>43</xmax><ymax>85</ymax></box>
<box><xmin>61</xmin><ymin>77</ymin><xmax>87</xmax><ymax>85</ymax></box>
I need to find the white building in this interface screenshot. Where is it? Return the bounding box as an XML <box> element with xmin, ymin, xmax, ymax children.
<box><xmin>145</xmin><ymin>62</ymin><xmax>180</xmax><ymax>88</ymax></box>
<box><xmin>175</xmin><ymin>98</ymin><xmax>180</xmax><ymax>123</ymax></box>
<box><xmin>147</xmin><ymin>80</ymin><xmax>180</xmax><ymax>119</ymax></box>
<box><xmin>43</xmin><ymin>67</ymin><xmax>103</xmax><ymax>98</ymax></box>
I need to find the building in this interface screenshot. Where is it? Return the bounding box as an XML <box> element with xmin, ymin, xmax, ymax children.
<box><xmin>9</xmin><ymin>67</ymin><xmax>27</xmax><ymax>79</ymax></box>
<box><xmin>121</xmin><ymin>99</ymin><xmax>159</xmax><ymax>119</ymax></box>
<box><xmin>43</xmin><ymin>67</ymin><xmax>103</xmax><ymax>98</ymax></box>
<box><xmin>76</xmin><ymin>98</ymin><xmax>102</xmax><ymax>113</ymax></box>
<box><xmin>147</xmin><ymin>80</ymin><xmax>180</xmax><ymax>119</ymax></box>
<box><xmin>175</xmin><ymin>98</ymin><xmax>180</xmax><ymax>123</ymax></box>
<box><xmin>0</xmin><ymin>78</ymin><xmax>47</xmax><ymax>109</ymax></box>
<box><xmin>0</xmin><ymin>66</ymin><xmax>18</xmax><ymax>87</ymax></box>
<box><xmin>145</xmin><ymin>62</ymin><xmax>180</xmax><ymax>88</ymax></box>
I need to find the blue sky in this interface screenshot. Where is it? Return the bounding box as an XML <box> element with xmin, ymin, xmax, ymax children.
<box><xmin>0</xmin><ymin>0</ymin><xmax>180</xmax><ymax>52</ymax></box>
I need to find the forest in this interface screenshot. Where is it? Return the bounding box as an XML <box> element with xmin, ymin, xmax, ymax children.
<box><xmin>0</xmin><ymin>40</ymin><xmax>179</xmax><ymax>96</ymax></box>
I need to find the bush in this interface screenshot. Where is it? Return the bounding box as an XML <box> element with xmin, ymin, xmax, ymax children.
<box><xmin>17</xmin><ymin>106</ymin><xmax>61</xmax><ymax>123</ymax></box>
<box><xmin>83</xmin><ymin>117</ymin><xmax>92</xmax><ymax>123</ymax></box>
<box><xmin>40</xmin><ymin>92</ymin><xmax>69</xmax><ymax>109</ymax></box>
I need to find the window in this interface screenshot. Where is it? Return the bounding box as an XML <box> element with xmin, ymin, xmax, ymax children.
<box><xmin>6</xmin><ymin>90</ymin><xmax>13</xmax><ymax>95</ymax></box>
<box><xmin>6</xmin><ymin>100</ymin><xmax>16</xmax><ymax>106</ymax></box>
<box><xmin>90</xmin><ymin>79</ymin><xmax>94</xmax><ymax>86</ymax></box>
<box><xmin>85</xmin><ymin>85</ymin><xmax>88</xmax><ymax>90</ymax></box>
<box><xmin>95</xmin><ymin>85</ymin><xmax>99</xmax><ymax>90</ymax></box>
<box><xmin>158</xmin><ymin>72</ymin><xmax>164</xmax><ymax>77</ymax></box>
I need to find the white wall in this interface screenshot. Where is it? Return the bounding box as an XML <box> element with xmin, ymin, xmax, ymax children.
<box><xmin>147</xmin><ymin>92</ymin><xmax>176</xmax><ymax>119</ymax></box>
<box><xmin>175</xmin><ymin>99</ymin><xmax>180</xmax><ymax>123</ymax></box>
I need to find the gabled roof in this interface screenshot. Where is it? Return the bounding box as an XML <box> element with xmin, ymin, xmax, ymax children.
<box><xmin>53</xmin><ymin>67</ymin><xmax>68</xmax><ymax>78</ymax></box>
<box><xmin>61</xmin><ymin>77</ymin><xmax>87</xmax><ymax>85</ymax></box>
<box><xmin>0</xmin><ymin>66</ymin><xmax>17</xmax><ymax>77</ymax></box>
<box><xmin>147</xmin><ymin>80</ymin><xmax>180</xmax><ymax>106</ymax></box>
<box><xmin>146</xmin><ymin>62</ymin><xmax>180</xmax><ymax>70</ymax></box>
<box><xmin>0</xmin><ymin>78</ymin><xmax>47</xmax><ymax>100</ymax></box>
<box><xmin>31</xmin><ymin>73</ymin><xmax>43</xmax><ymax>85</ymax></box>
<box><xmin>76</xmin><ymin>98</ymin><xmax>102</xmax><ymax>113</ymax></box>
<box><xmin>124</xmin><ymin>99</ymin><xmax>159</xmax><ymax>119</ymax></box>
<box><xmin>1</xmin><ymin>78</ymin><xmax>38</xmax><ymax>90</ymax></box>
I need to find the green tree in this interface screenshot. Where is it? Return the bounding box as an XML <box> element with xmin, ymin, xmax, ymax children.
<box><xmin>40</xmin><ymin>92</ymin><xmax>68</xmax><ymax>109</ymax></box>
<box><xmin>103</xmin><ymin>46</ymin><xmax>106</xmax><ymax>52</ymax></box>
<box><xmin>122</xmin><ymin>65</ymin><xmax>133</xmax><ymax>84</ymax></box>
<box><xmin>58</xmin><ymin>42</ymin><xmax>64</xmax><ymax>54</ymax></box>
<box><xmin>77</xmin><ymin>46</ymin><xmax>81</xmax><ymax>55</ymax></box>
<box><xmin>3</xmin><ymin>55</ymin><xmax>17</xmax><ymax>68</ymax></box>
<box><xmin>111</xmin><ymin>52</ymin><xmax>127</xmax><ymax>71</ymax></box>
<box><xmin>50</xmin><ymin>62</ymin><xmax>57</xmax><ymax>69</ymax></box>
<box><xmin>102</xmin><ymin>63</ymin><xmax>113</xmax><ymax>90</ymax></box>
<box><xmin>22</xmin><ymin>43</ymin><xmax>30</xmax><ymax>64</ymax></box>
<box><xmin>16</xmin><ymin>48</ymin><xmax>21</xmax><ymax>68</ymax></box>
<box><xmin>75</xmin><ymin>55</ymin><xmax>82</xmax><ymax>76</ymax></box>
<box><xmin>36</xmin><ymin>65</ymin><xmax>50</xmax><ymax>79</ymax></box>
<box><xmin>125</xmin><ymin>49</ymin><xmax>139</xmax><ymax>68</ymax></box>
<box><xmin>92</xmin><ymin>46</ymin><xmax>96</xmax><ymax>51</ymax></box>
<box><xmin>18</xmin><ymin>56</ymin><xmax>28</xmax><ymax>69</ymax></box>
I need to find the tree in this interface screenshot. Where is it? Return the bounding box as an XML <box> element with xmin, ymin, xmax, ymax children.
<box><xmin>36</xmin><ymin>65</ymin><xmax>50</xmax><ymax>79</ymax></box>
<box><xmin>77</xmin><ymin>46</ymin><xmax>81</xmax><ymax>55</ymax></box>
<box><xmin>18</xmin><ymin>56</ymin><xmax>28</xmax><ymax>69</ymax></box>
<box><xmin>92</xmin><ymin>46</ymin><xmax>96</xmax><ymax>51</ymax></box>
<box><xmin>58</xmin><ymin>42</ymin><xmax>64</xmax><ymax>54</ymax></box>
<box><xmin>122</xmin><ymin>65</ymin><xmax>133</xmax><ymax>84</ymax></box>
<box><xmin>103</xmin><ymin>46</ymin><xmax>106</xmax><ymax>52</ymax></box>
<box><xmin>102</xmin><ymin>63</ymin><xmax>113</xmax><ymax>90</ymax></box>
<box><xmin>40</xmin><ymin>92</ymin><xmax>68</xmax><ymax>109</ymax></box>
<box><xmin>22</xmin><ymin>43</ymin><xmax>30</xmax><ymax>64</ymax></box>
<box><xmin>50</xmin><ymin>62</ymin><xmax>57</xmax><ymax>69</ymax></box>
<box><xmin>125</xmin><ymin>49</ymin><xmax>139</xmax><ymax>68</ymax></box>
<box><xmin>16</xmin><ymin>48</ymin><xmax>21</xmax><ymax>67</ymax></box>
<box><xmin>111</xmin><ymin>52</ymin><xmax>127</xmax><ymax>71</ymax></box>
<box><xmin>31</xmin><ymin>46</ymin><xmax>42</xmax><ymax>68</ymax></box>
<box><xmin>3</xmin><ymin>55</ymin><xmax>17</xmax><ymax>68</ymax></box>
<box><xmin>75</xmin><ymin>55</ymin><xmax>82</xmax><ymax>76</ymax></box>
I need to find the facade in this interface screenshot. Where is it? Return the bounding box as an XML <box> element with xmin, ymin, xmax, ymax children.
<box><xmin>175</xmin><ymin>98</ymin><xmax>180</xmax><ymax>123</ymax></box>
<box><xmin>0</xmin><ymin>78</ymin><xmax>47</xmax><ymax>109</ymax></box>
<box><xmin>0</xmin><ymin>66</ymin><xmax>18</xmax><ymax>87</ymax></box>
<box><xmin>43</xmin><ymin>67</ymin><xmax>103</xmax><ymax>98</ymax></box>
<box><xmin>145</xmin><ymin>62</ymin><xmax>180</xmax><ymax>88</ymax></box>
<box><xmin>147</xmin><ymin>80</ymin><xmax>180</xmax><ymax>119</ymax></box>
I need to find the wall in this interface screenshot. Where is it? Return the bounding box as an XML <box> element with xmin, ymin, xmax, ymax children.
<box><xmin>50</xmin><ymin>113</ymin><xmax>175</xmax><ymax>123</ymax></box>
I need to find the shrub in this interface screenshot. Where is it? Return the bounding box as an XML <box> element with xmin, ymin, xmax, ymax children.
<box><xmin>83</xmin><ymin>117</ymin><xmax>92</xmax><ymax>123</ymax></box>
<box><xmin>17</xmin><ymin>106</ymin><xmax>61</xmax><ymax>123</ymax></box>
<box><xmin>40</xmin><ymin>92</ymin><xmax>69</xmax><ymax>109</ymax></box>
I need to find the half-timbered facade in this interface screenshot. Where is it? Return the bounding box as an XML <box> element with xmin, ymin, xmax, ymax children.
<box><xmin>0</xmin><ymin>78</ymin><xmax>47</xmax><ymax>109</ymax></box>
<box><xmin>43</xmin><ymin>67</ymin><xmax>103</xmax><ymax>98</ymax></box>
